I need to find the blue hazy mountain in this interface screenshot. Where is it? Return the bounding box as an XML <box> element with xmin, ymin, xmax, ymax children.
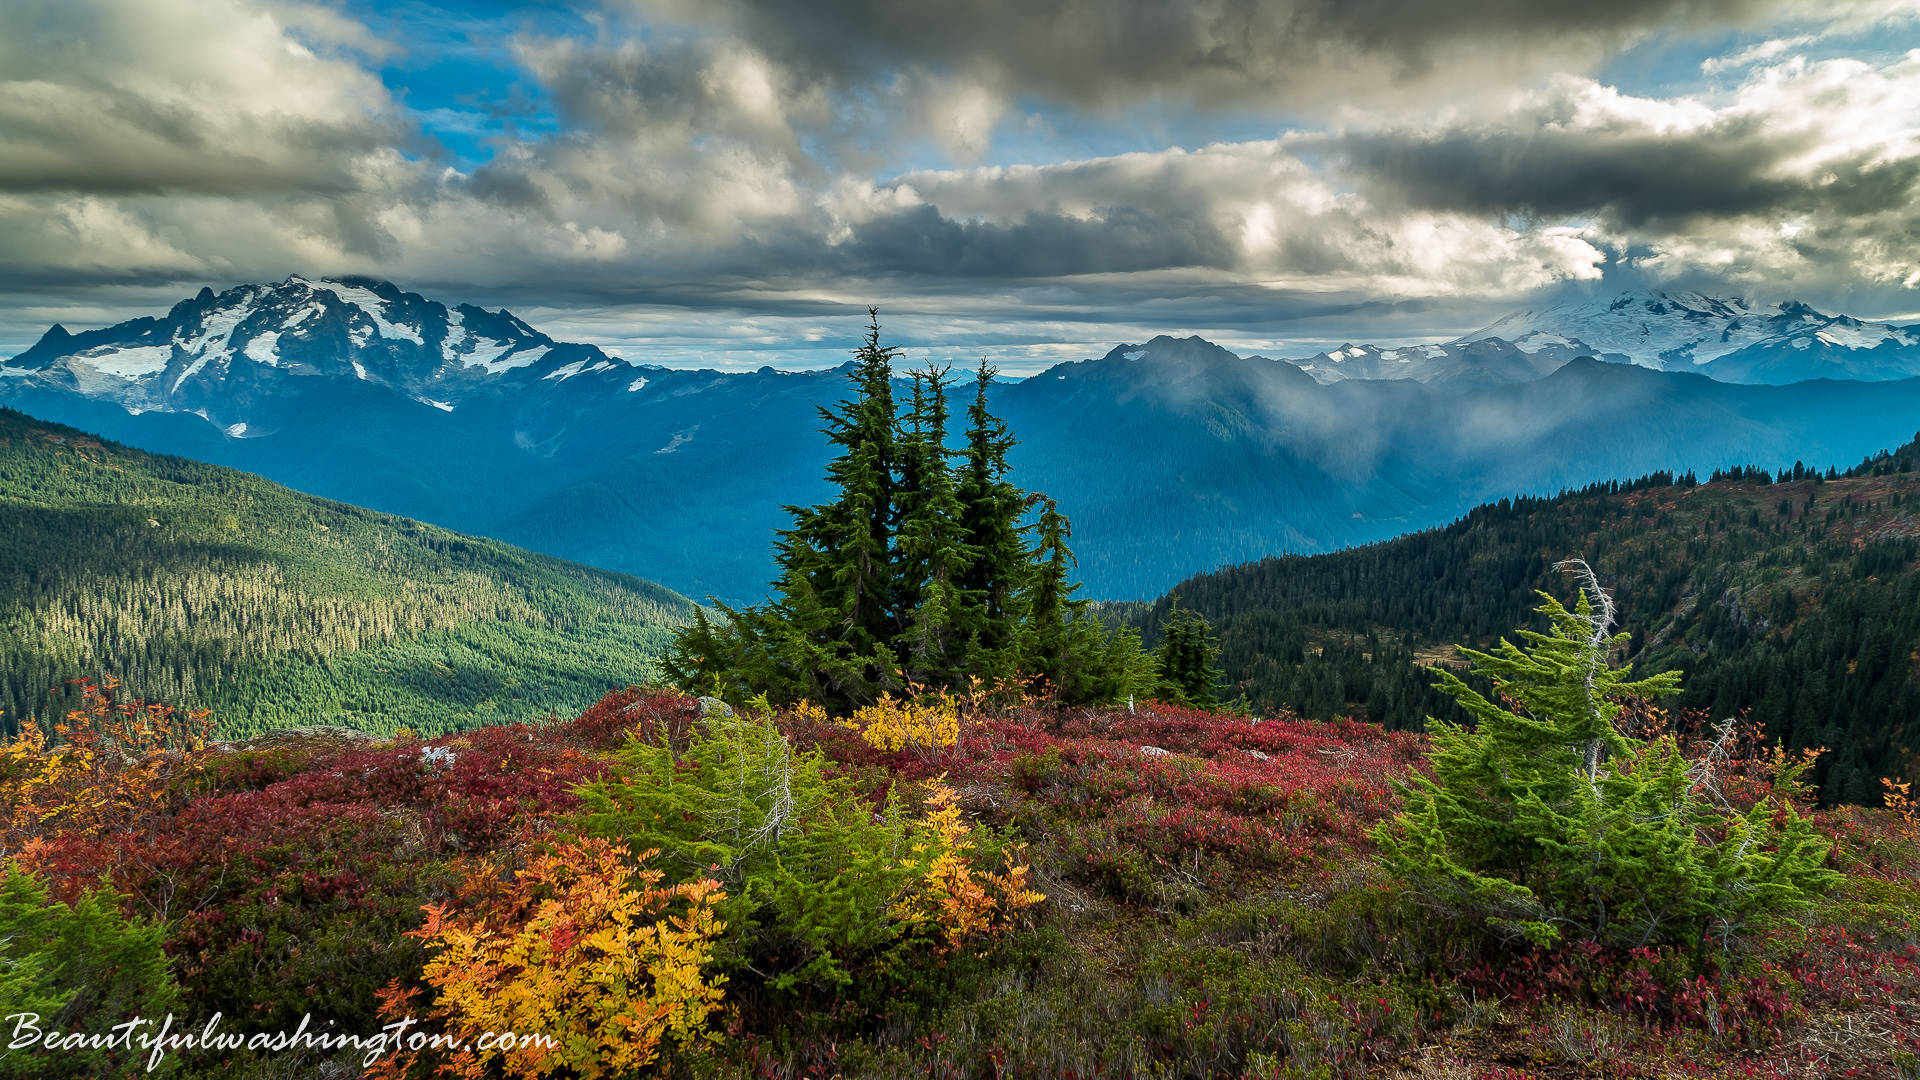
<box><xmin>9</xmin><ymin>278</ymin><xmax>1920</xmax><ymax>601</ymax></box>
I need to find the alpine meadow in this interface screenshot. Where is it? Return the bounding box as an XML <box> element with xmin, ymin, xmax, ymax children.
<box><xmin>9</xmin><ymin>1</ymin><xmax>1920</xmax><ymax>1078</ymax></box>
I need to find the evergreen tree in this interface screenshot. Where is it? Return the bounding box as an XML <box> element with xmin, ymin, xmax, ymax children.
<box><xmin>666</xmin><ymin>314</ymin><xmax>1153</xmax><ymax>712</ymax></box>
<box><xmin>1375</xmin><ymin>561</ymin><xmax>1840</xmax><ymax>949</ymax></box>
<box><xmin>893</xmin><ymin>364</ymin><xmax>973</xmax><ymax>689</ymax></box>
<box><xmin>1018</xmin><ymin>494</ymin><xmax>1075</xmax><ymax>686</ymax></box>
<box><xmin>1014</xmin><ymin>495</ymin><xmax>1154</xmax><ymax>702</ymax></box>
<box><xmin>953</xmin><ymin>363</ymin><xmax>1030</xmax><ymax>684</ymax></box>
<box><xmin>665</xmin><ymin>310</ymin><xmax>904</xmax><ymax>710</ymax></box>
<box><xmin>789</xmin><ymin>308</ymin><xmax>900</xmax><ymax>662</ymax></box>
<box><xmin>0</xmin><ymin>867</ymin><xmax>182</xmax><ymax>1078</ymax></box>
<box><xmin>1152</xmin><ymin>598</ymin><xmax>1224</xmax><ymax>708</ymax></box>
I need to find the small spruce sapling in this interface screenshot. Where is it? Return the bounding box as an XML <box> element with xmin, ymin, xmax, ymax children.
<box><xmin>1152</xmin><ymin>598</ymin><xmax>1225</xmax><ymax>709</ymax></box>
<box><xmin>1375</xmin><ymin>559</ymin><xmax>1839</xmax><ymax>950</ymax></box>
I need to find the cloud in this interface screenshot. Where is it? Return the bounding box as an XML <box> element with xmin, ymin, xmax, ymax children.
<box><xmin>636</xmin><ymin>0</ymin><xmax>1807</xmax><ymax>113</ymax></box>
<box><xmin>1333</xmin><ymin>60</ymin><xmax>1920</xmax><ymax>230</ymax></box>
<box><xmin>0</xmin><ymin>0</ymin><xmax>405</xmax><ymax>195</ymax></box>
<box><xmin>3</xmin><ymin>0</ymin><xmax>1920</xmax><ymax>364</ymax></box>
<box><xmin>1323</xmin><ymin>53</ymin><xmax>1920</xmax><ymax>298</ymax></box>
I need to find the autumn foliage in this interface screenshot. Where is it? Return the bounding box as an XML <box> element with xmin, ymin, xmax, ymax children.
<box><xmin>840</xmin><ymin>691</ymin><xmax>961</xmax><ymax>757</ymax></box>
<box><xmin>889</xmin><ymin>782</ymin><xmax>1043</xmax><ymax>950</ymax></box>
<box><xmin>1</xmin><ymin>676</ymin><xmax>213</xmax><ymax>849</ymax></box>
<box><xmin>372</xmin><ymin>839</ymin><xmax>728</xmax><ymax>1079</ymax></box>
<box><xmin>7</xmin><ymin>670</ymin><xmax>1920</xmax><ymax>1078</ymax></box>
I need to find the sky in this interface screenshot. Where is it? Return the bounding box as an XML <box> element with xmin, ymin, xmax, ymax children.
<box><xmin>3</xmin><ymin>0</ymin><xmax>1920</xmax><ymax>374</ymax></box>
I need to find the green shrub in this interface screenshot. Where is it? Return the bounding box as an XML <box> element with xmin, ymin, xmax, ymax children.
<box><xmin>1009</xmin><ymin>745</ymin><xmax>1064</xmax><ymax>791</ymax></box>
<box><xmin>1375</xmin><ymin>562</ymin><xmax>1841</xmax><ymax>950</ymax></box>
<box><xmin>0</xmin><ymin>866</ymin><xmax>181</xmax><ymax>1078</ymax></box>
<box><xmin>570</xmin><ymin>703</ymin><xmax>1036</xmax><ymax>1015</ymax></box>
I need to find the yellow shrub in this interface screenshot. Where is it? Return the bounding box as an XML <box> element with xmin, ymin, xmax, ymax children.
<box><xmin>849</xmin><ymin>693</ymin><xmax>960</xmax><ymax>757</ymax></box>
<box><xmin>400</xmin><ymin>839</ymin><xmax>727</xmax><ymax>1079</ymax></box>
<box><xmin>893</xmin><ymin>781</ymin><xmax>1044</xmax><ymax>952</ymax></box>
<box><xmin>0</xmin><ymin>677</ymin><xmax>211</xmax><ymax>848</ymax></box>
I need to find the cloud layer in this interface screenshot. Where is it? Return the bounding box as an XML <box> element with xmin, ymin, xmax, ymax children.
<box><xmin>3</xmin><ymin>0</ymin><xmax>1919</xmax><ymax>366</ymax></box>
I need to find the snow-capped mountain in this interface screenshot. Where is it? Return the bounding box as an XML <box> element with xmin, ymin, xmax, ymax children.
<box><xmin>1458</xmin><ymin>291</ymin><xmax>1920</xmax><ymax>384</ymax></box>
<box><xmin>1</xmin><ymin>276</ymin><xmax>645</xmax><ymax>436</ymax></box>
<box><xmin>1269</xmin><ymin>291</ymin><xmax>1920</xmax><ymax>388</ymax></box>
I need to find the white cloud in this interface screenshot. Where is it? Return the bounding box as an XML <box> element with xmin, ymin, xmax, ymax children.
<box><xmin>0</xmin><ymin>0</ymin><xmax>403</xmax><ymax>195</ymax></box>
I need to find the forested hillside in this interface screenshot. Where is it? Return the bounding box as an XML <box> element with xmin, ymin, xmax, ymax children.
<box><xmin>1135</xmin><ymin>436</ymin><xmax>1920</xmax><ymax>804</ymax></box>
<box><xmin>0</xmin><ymin>408</ymin><xmax>693</xmax><ymax>737</ymax></box>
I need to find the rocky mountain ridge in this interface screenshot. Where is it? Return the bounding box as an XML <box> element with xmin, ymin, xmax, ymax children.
<box><xmin>4</xmin><ymin>275</ymin><xmax>644</xmax><ymax>438</ymax></box>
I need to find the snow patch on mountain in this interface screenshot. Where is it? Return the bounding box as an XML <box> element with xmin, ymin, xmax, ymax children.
<box><xmin>282</xmin><ymin>303</ymin><xmax>323</xmax><ymax>330</ymax></box>
<box><xmin>243</xmin><ymin>332</ymin><xmax>280</xmax><ymax>365</ymax></box>
<box><xmin>176</xmin><ymin>351</ymin><xmax>214</xmax><ymax>383</ymax></box>
<box><xmin>466</xmin><ymin>343</ymin><xmax>550</xmax><ymax>374</ymax></box>
<box><xmin>441</xmin><ymin>319</ymin><xmax>472</xmax><ymax>361</ymax></box>
<box><xmin>179</xmin><ymin>302</ymin><xmax>255</xmax><ymax>371</ymax></box>
<box><xmin>308</xmin><ymin>281</ymin><xmax>425</xmax><ymax>345</ymax></box>
<box><xmin>541</xmin><ymin>357</ymin><xmax>613</xmax><ymax>381</ymax></box>
<box><xmin>1814</xmin><ymin>321</ymin><xmax>1902</xmax><ymax>349</ymax></box>
<box><xmin>79</xmin><ymin>345</ymin><xmax>172</xmax><ymax>379</ymax></box>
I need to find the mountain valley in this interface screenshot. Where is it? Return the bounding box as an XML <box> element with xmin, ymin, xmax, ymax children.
<box><xmin>1129</xmin><ymin>438</ymin><xmax>1920</xmax><ymax>805</ymax></box>
<box><xmin>0</xmin><ymin>407</ymin><xmax>692</xmax><ymax>736</ymax></box>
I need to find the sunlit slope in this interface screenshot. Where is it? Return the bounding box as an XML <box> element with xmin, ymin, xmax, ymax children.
<box><xmin>0</xmin><ymin>407</ymin><xmax>694</xmax><ymax>737</ymax></box>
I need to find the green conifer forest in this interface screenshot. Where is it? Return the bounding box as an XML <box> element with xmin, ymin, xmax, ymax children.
<box><xmin>0</xmin><ymin>407</ymin><xmax>693</xmax><ymax>737</ymax></box>
<box><xmin>1131</xmin><ymin>437</ymin><xmax>1920</xmax><ymax>804</ymax></box>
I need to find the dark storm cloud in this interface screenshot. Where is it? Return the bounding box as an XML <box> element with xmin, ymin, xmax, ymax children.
<box><xmin>642</xmin><ymin>0</ymin><xmax>1790</xmax><ymax>108</ymax></box>
<box><xmin>1334</xmin><ymin>124</ymin><xmax>1920</xmax><ymax>230</ymax></box>
<box><xmin>814</xmin><ymin>204</ymin><xmax>1238</xmax><ymax>279</ymax></box>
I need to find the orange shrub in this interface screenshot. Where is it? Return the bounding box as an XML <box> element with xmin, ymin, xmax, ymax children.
<box><xmin>892</xmin><ymin>781</ymin><xmax>1043</xmax><ymax>952</ymax></box>
<box><xmin>380</xmin><ymin>838</ymin><xmax>728</xmax><ymax>1079</ymax></box>
<box><xmin>0</xmin><ymin>677</ymin><xmax>211</xmax><ymax>850</ymax></box>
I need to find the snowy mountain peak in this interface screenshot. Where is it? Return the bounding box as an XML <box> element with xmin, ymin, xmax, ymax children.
<box><xmin>1265</xmin><ymin>289</ymin><xmax>1920</xmax><ymax>390</ymax></box>
<box><xmin>1458</xmin><ymin>289</ymin><xmax>1919</xmax><ymax>377</ymax></box>
<box><xmin>3</xmin><ymin>277</ymin><xmax>636</xmax><ymax>437</ymax></box>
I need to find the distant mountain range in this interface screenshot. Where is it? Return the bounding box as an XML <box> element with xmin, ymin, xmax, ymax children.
<box><xmin>1277</xmin><ymin>291</ymin><xmax>1920</xmax><ymax>389</ymax></box>
<box><xmin>8</xmin><ymin>277</ymin><xmax>1920</xmax><ymax>602</ymax></box>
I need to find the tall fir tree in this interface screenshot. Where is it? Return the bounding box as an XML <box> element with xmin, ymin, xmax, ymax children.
<box><xmin>665</xmin><ymin>310</ymin><xmax>904</xmax><ymax>709</ymax></box>
<box><xmin>1016</xmin><ymin>494</ymin><xmax>1076</xmax><ymax>692</ymax></box>
<box><xmin>953</xmin><ymin>362</ymin><xmax>1031</xmax><ymax>684</ymax></box>
<box><xmin>666</xmin><ymin>313</ymin><xmax>1154</xmax><ymax>712</ymax></box>
<box><xmin>893</xmin><ymin>364</ymin><xmax>974</xmax><ymax>688</ymax></box>
<box><xmin>1013</xmin><ymin>496</ymin><xmax>1154</xmax><ymax>703</ymax></box>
